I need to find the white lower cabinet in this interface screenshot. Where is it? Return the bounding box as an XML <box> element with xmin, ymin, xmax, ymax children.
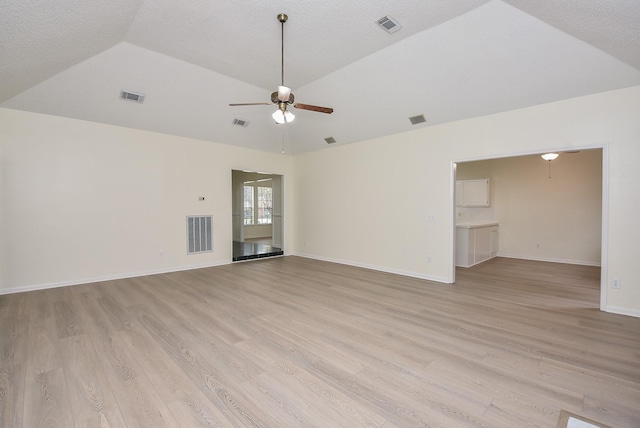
<box><xmin>490</xmin><ymin>226</ymin><xmax>499</xmax><ymax>258</ymax></box>
<box><xmin>456</xmin><ymin>222</ymin><xmax>499</xmax><ymax>267</ymax></box>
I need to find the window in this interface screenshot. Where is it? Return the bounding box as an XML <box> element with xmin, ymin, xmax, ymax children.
<box><xmin>257</xmin><ymin>186</ymin><xmax>273</xmax><ymax>224</ymax></box>
<box><xmin>243</xmin><ymin>181</ymin><xmax>273</xmax><ymax>226</ymax></box>
<box><xmin>243</xmin><ymin>185</ymin><xmax>254</xmax><ymax>225</ymax></box>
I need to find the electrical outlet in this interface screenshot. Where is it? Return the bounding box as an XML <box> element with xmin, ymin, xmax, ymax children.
<box><xmin>612</xmin><ymin>278</ymin><xmax>621</xmax><ymax>289</ymax></box>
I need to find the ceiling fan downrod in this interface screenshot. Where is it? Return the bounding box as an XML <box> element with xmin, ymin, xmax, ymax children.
<box><xmin>278</xmin><ymin>13</ymin><xmax>288</xmax><ymax>87</ymax></box>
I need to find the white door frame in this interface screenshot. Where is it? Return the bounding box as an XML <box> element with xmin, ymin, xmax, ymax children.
<box><xmin>231</xmin><ymin>169</ymin><xmax>285</xmax><ymax>255</ymax></box>
<box><xmin>271</xmin><ymin>174</ymin><xmax>284</xmax><ymax>249</ymax></box>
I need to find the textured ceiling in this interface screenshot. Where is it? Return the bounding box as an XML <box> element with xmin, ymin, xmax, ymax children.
<box><xmin>2</xmin><ymin>0</ymin><xmax>640</xmax><ymax>154</ymax></box>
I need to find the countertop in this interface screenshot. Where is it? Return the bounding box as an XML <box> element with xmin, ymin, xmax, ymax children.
<box><xmin>455</xmin><ymin>221</ymin><xmax>499</xmax><ymax>229</ymax></box>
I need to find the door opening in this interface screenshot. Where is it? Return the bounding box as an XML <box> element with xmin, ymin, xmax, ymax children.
<box><xmin>451</xmin><ymin>146</ymin><xmax>608</xmax><ymax>311</ymax></box>
<box><xmin>231</xmin><ymin>170</ymin><xmax>284</xmax><ymax>261</ymax></box>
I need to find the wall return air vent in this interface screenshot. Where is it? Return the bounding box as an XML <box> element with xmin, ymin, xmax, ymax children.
<box><xmin>120</xmin><ymin>90</ymin><xmax>145</xmax><ymax>103</ymax></box>
<box><xmin>187</xmin><ymin>215</ymin><xmax>213</xmax><ymax>254</ymax></box>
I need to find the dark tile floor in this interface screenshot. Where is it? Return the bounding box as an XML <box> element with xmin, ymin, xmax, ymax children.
<box><xmin>232</xmin><ymin>240</ymin><xmax>283</xmax><ymax>261</ymax></box>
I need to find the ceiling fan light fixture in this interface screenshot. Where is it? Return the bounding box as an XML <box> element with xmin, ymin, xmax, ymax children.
<box><xmin>272</xmin><ymin>109</ymin><xmax>295</xmax><ymax>124</ymax></box>
<box><xmin>541</xmin><ymin>153</ymin><xmax>559</xmax><ymax>161</ymax></box>
<box><xmin>277</xmin><ymin>86</ymin><xmax>291</xmax><ymax>102</ymax></box>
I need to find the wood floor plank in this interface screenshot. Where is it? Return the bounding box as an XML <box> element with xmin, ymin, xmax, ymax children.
<box><xmin>23</xmin><ymin>368</ymin><xmax>74</xmax><ymax>428</ymax></box>
<box><xmin>0</xmin><ymin>363</ymin><xmax>25</xmax><ymax>428</ymax></box>
<box><xmin>74</xmin><ymin>288</ymin><xmax>181</xmax><ymax>427</ymax></box>
<box><xmin>0</xmin><ymin>314</ymin><xmax>28</xmax><ymax>369</ymax></box>
<box><xmin>118</xmin><ymin>320</ymin><xmax>232</xmax><ymax>427</ymax></box>
<box><xmin>235</xmin><ymin>336</ymin><xmax>388</xmax><ymax>427</ymax></box>
<box><xmin>59</xmin><ymin>334</ymin><xmax>129</xmax><ymax>427</ymax></box>
<box><xmin>131</xmin><ymin>303</ymin><xmax>274</xmax><ymax>427</ymax></box>
<box><xmin>2</xmin><ymin>256</ymin><xmax>640</xmax><ymax>427</ymax></box>
<box><xmin>53</xmin><ymin>299</ymin><xmax>84</xmax><ymax>339</ymax></box>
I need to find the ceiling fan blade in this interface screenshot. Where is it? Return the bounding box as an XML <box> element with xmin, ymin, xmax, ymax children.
<box><xmin>229</xmin><ymin>102</ymin><xmax>272</xmax><ymax>106</ymax></box>
<box><xmin>293</xmin><ymin>103</ymin><xmax>334</xmax><ymax>114</ymax></box>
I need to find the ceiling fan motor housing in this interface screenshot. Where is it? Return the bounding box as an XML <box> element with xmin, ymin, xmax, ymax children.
<box><xmin>271</xmin><ymin>91</ymin><xmax>294</xmax><ymax>104</ymax></box>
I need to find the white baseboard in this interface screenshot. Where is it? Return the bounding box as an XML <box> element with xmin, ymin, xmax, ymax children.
<box><xmin>7</xmin><ymin>256</ymin><xmax>635</xmax><ymax>319</ymax></box>
<box><xmin>292</xmin><ymin>252</ymin><xmax>452</xmax><ymax>284</ymax></box>
<box><xmin>604</xmin><ymin>306</ymin><xmax>640</xmax><ymax>318</ymax></box>
<box><xmin>497</xmin><ymin>254</ymin><xmax>601</xmax><ymax>267</ymax></box>
<box><xmin>0</xmin><ymin>260</ymin><xmax>232</xmax><ymax>296</ymax></box>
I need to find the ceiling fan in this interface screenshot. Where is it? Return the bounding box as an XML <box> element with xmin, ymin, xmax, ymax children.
<box><xmin>229</xmin><ymin>13</ymin><xmax>333</xmax><ymax>124</ymax></box>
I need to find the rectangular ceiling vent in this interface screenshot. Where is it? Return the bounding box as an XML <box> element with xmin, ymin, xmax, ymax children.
<box><xmin>409</xmin><ymin>114</ymin><xmax>426</xmax><ymax>125</ymax></box>
<box><xmin>120</xmin><ymin>90</ymin><xmax>145</xmax><ymax>104</ymax></box>
<box><xmin>324</xmin><ymin>136</ymin><xmax>337</xmax><ymax>144</ymax></box>
<box><xmin>232</xmin><ymin>118</ymin><xmax>249</xmax><ymax>127</ymax></box>
<box><xmin>377</xmin><ymin>15</ymin><xmax>402</xmax><ymax>33</ymax></box>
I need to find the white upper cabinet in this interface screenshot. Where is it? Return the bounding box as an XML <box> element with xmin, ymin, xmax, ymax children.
<box><xmin>456</xmin><ymin>179</ymin><xmax>490</xmax><ymax>207</ymax></box>
<box><xmin>455</xmin><ymin>180</ymin><xmax>464</xmax><ymax>206</ymax></box>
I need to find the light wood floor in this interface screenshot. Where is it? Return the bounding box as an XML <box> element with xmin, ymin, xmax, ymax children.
<box><xmin>1</xmin><ymin>256</ymin><xmax>639</xmax><ymax>427</ymax></box>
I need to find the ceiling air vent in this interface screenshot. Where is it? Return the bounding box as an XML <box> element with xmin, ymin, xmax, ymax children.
<box><xmin>232</xmin><ymin>118</ymin><xmax>249</xmax><ymax>127</ymax></box>
<box><xmin>120</xmin><ymin>90</ymin><xmax>145</xmax><ymax>103</ymax></box>
<box><xmin>377</xmin><ymin>15</ymin><xmax>402</xmax><ymax>33</ymax></box>
<box><xmin>409</xmin><ymin>114</ymin><xmax>426</xmax><ymax>125</ymax></box>
<box><xmin>324</xmin><ymin>137</ymin><xmax>336</xmax><ymax>144</ymax></box>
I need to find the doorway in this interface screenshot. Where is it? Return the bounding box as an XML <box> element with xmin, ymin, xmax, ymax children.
<box><xmin>231</xmin><ymin>170</ymin><xmax>284</xmax><ymax>261</ymax></box>
<box><xmin>451</xmin><ymin>146</ymin><xmax>608</xmax><ymax>310</ymax></box>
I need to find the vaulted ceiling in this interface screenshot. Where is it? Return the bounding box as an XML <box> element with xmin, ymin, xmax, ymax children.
<box><xmin>2</xmin><ymin>0</ymin><xmax>640</xmax><ymax>154</ymax></box>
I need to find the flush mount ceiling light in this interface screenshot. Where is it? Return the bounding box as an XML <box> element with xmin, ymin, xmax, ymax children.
<box><xmin>229</xmin><ymin>14</ymin><xmax>333</xmax><ymax>125</ymax></box>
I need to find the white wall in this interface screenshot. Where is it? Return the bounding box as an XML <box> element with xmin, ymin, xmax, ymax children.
<box><xmin>293</xmin><ymin>86</ymin><xmax>640</xmax><ymax>317</ymax></box>
<box><xmin>456</xmin><ymin>150</ymin><xmax>602</xmax><ymax>265</ymax></box>
<box><xmin>0</xmin><ymin>108</ymin><xmax>293</xmax><ymax>293</ymax></box>
<box><xmin>2</xmin><ymin>86</ymin><xmax>639</xmax><ymax>317</ymax></box>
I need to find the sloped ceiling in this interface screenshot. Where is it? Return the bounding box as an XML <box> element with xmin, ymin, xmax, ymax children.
<box><xmin>2</xmin><ymin>0</ymin><xmax>640</xmax><ymax>154</ymax></box>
